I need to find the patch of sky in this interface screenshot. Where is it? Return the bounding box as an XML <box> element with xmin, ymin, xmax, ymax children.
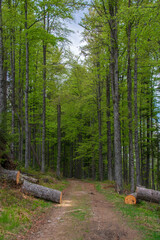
<box><xmin>64</xmin><ymin>6</ymin><xmax>89</xmax><ymax>59</ymax></box>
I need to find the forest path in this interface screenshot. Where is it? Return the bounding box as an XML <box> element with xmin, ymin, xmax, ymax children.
<box><xmin>24</xmin><ymin>180</ymin><xmax>141</xmax><ymax>240</ymax></box>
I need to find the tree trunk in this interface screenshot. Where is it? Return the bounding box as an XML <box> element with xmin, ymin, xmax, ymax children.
<box><xmin>109</xmin><ymin>0</ymin><xmax>122</xmax><ymax>193</ymax></box>
<box><xmin>56</xmin><ymin>103</ymin><xmax>61</xmax><ymax>178</ymax></box>
<box><xmin>63</xmin><ymin>143</ymin><xmax>66</xmax><ymax>177</ymax></box>
<box><xmin>41</xmin><ymin>12</ymin><xmax>46</xmax><ymax>173</ymax></box>
<box><xmin>3</xmin><ymin>55</ymin><xmax>7</xmax><ymax>129</ymax></box>
<box><xmin>134</xmin><ymin>33</ymin><xmax>141</xmax><ymax>186</ymax></box>
<box><xmin>18</xmin><ymin>26</ymin><xmax>23</xmax><ymax>162</ymax></box>
<box><xmin>146</xmin><ymin>114</ymin><xmax>150</xmax><ymax>188</ymax></box>
<box><xmin>25</xmin><ymin>0</ymin><xmax>29</xmax><ymax>169</ymax></box>
<box><xmin>127</xmin><ymin>1</ymin><xmax>134</xmax><ymax>192</ymax></box>
<box><xmin>20</xmin><ymin>174</ymin><xmax>39</xmax><ymax>184</ymax></box>
<box><xmin>22</xmin><ymin>180</ymin><xmax>62</xmax><ymax>203</ymax></box>
<box><xmin>69</xmin><ymin>143</ymin><xmax>73</xmax><ymax>178</ymax></box>
<box><xmin>97</xmin><ymin>64</ymin><xmax>103</xmax><ymax>181</ymax></box>
<box><xmin>156</xmin><ymin>121</ymin><xmax>160</xmax><ymax>190</ymax></box>
<box><xmin>125</xmin><ymin>193</ymin><xmax>137</xmax><ymax>205</ymax></box>
<box><xmin>136</xmin><ymin>186</ymin><xmax>160</xmax><ymax>203</ymax></box>
<box><xmin>150</xmin><ymin>89</ymin><xmax>155</xmax><ymax>189</ymax></box>
<box><xmin>140</xmin><ymin>100</ymin><xmax>145</xmax><ymax>185</ymax></box>
<box><xmin>106</xmin><ymin>74</ymin><xmax>112</xmax><ymax>181</ymax></box>
<box><xmin>32</xmin><ymin>127</ymin><xmax>36</xmax><ymax>168</ymax></box>
<box><xmin>122</xmin><ymin>125</ymin><xmax>128</xmax><ymax>184</ymax></box>
<box><xmin>11</xmin><ymin>28</ymin><xmax>15</xmax><ymax>160</ymax></box>
<box><xmin>0</xmin><ymin>0</ymin><xmax>4</xmax><ymax>126</ymax></box>
<box><xmin>0</xmin><ymin>167</ymin><xmax>20</xmax><ymax>184</ymax></box>
<box><xmin>15</xmin><ymin>110</ymin><xmax>41</xmax><ymax>168</ymax></box>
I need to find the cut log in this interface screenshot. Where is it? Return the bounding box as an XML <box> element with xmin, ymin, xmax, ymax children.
<box><xmin>0</xmin><ymin>167</ymin><xmax>20</xmax><ymax>184</ymax></box>
<box><xmin>125</xmin><ymin>193</ymin><xmax>137</xmax><ymax>204</ymax></box>
<box><xmin>20</xmin><ymin>174</ymin><xmax>39</xmax><ymax>184</ymax></box>
<box><xmin>136</xmin><ymin>186</ymin><xmax>160</xmax><ymax>203</ymax></box>
<box><xmin>21</xmin><ymin>180</ymin><xmax>62</xmax><ymax>203</ymax></box>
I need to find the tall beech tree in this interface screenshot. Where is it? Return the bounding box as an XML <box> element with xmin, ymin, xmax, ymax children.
<box><xmin>24</xmin><ymin>0</ymin><xmax>29</xmax><ymax>168</ymax></box>
<box><xmin>56</xmin><ymin>102</ymin><xmax>61</xmax><ymax>178</ymax></box>
<box><xmin>106</xmin><ymin>73</ymin><xmax>113</xmax><ymax>181</ymax></box>
<box><xmin>126</xmin><ymin>0</ymin><xmax>134</xmax><ymax>192</ymax></box>
<box><xmin>108</xmin><ymin>0</ymin><xmax>122</xmax><ymax>193</ymax></box>
<box><xmin>41</xmin><ymin>6</ymin><xmax>47</xmax><ymax>173</ymax></box>
<box><xmin>0</xmin><ymin>0</ymin><xmax>3</xmax><ymax>126</ymax></box>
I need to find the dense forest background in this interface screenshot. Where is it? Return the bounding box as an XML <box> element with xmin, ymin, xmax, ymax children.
<box><xmin>0</xmin><ymin>0</ymin><xmax>160</xmax><ymax>193</ymax></box>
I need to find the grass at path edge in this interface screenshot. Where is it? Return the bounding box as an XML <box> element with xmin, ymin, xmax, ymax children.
<box><xmin>0</xmin><ymin>170</ymin><xmax>69</xmax><ymax>240</ymax></box>
<box><xmin>95</xmin><ymin>182</ymin><xmax>160</xmax><ymax>240</ymax></box>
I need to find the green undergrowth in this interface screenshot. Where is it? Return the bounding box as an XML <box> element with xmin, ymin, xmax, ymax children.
<box><xmin>0</xmin><ymin>170</ymin><xmax>69</xmax><ymax>240</ymax></box>
<box><xmin>95</xmin><ymin>182</ymin><xmax>160</xmax><ymax>240</ymax></box>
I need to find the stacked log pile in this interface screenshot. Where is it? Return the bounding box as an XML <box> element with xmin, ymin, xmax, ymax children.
<box><xmin>125</xmin><ymin>186</ymin><xmax>160</xmax><ymax>204</ymax></box>
<box><xmin>0</xmin><ymin>166</ymin><xmax>62</xmax><ymax>203</ymax></box>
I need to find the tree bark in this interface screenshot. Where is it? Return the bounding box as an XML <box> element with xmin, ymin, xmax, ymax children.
<box><xmin>156</xmin><ymin>121</ymin><xmax>160</xmax><ymax>190</ymax></box>
<box><xmin>41</xmin><ymin>11</ymin><xmax>46</xmax><ymax>173</ymax></box>
<box><xmin>146</xmin><ymin>113</ymin><xmax>150</xmax><ymax>188</ymax></box>
<box><xmin>22</xmin><ymin>180</ymin><xmax>62</xmax><ymax>203</ymax></box>
<box><xmin>25</xmin><ymin>0</ymin><xmax>29</xmax><ymax>169</ymax></box>
<box><xmin>69</xmin><ymin>143</ymin><xmax>73</xmax><ymax>178</ymax></box>
<box><xmin>15</xmin><ymin>109</ymin><xmax>41</xmax><ymax>168</ymax></box>
<box><xmin>134</xmin><ymin>33</ymin><xmax>141</xmax><ymax>186</ymax></box>
<box><xmin>0</xmin><ymin>0</ymin><xmax>4</xmax><ymax>126</ymax></box>
<box><xmin>136</xmin><ymin>186</ymin><xmax>160</xmax><ymax>203</ymax></box>
<box><xmin>18</xmin><ymin>26</ymin><xmax>23</xmax><ymax>162</ymax></box>
<box><xmin>150</xmin><ymin>88</ymin><xmax>155</xmax><ymax>189</ymax></box>
<box><xmin>127</xmin><ymin>0</ymin><xmax>134</xmax><ymax>192</ymax></box>
<box><xmin>109</xmin><ymin>0</ymin><xmax>122</xmax><ymax>193</ymax></box>
<box><xmin>0</xmin><ymin>167</ymin><xmax>20</xmax><ymax>184</ymax></box>
<box><xmin>97</xmin><ymin>68</ymin><xmax>103</xmax><ymax>181</ymax></box>
<box><xmin>10</xmin><ymin>27</ymin><xmax>15</xmax><ymax>160</ymax></box>
<box><xmin>56</xmin><ymin>103</ymin><xmax>61</xmax><ymax>178</ymax></box>
<box><xmin>106</xmin><ymin>74</ymin><xmax>112</xmax><ymax>181</ymax></box>
<box><xmin>20</xmin><ymin>174</ymin><xmax>39</xmax><ymax>184</ymax></box>
<box><xmin>122</xmin><ymin>121</ymin><xmax>128</xmax><ymax>184</ymax></box>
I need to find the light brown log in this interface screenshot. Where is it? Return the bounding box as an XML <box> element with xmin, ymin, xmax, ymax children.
<box><xmin>136</xmin><ymin>186</ymin><xmax>160</xmax><ymax>203</ymax></box>
<box><xmin>21</xmin><ymin>180</ymin><xmax>62</xmax><ymax>204</ymax></box>
<box><xmin>20</xmin><ymin>174</ymin><xmax>39</xmax><ymax>184</ymax></box>
<box><xmin>125</xmin><ymin>193</ymin><xmax>137</xmax><ymax>204</ymax></box>
<box><xmin>0</xmin><ymin>167</ymin><xmax>20</xmax><ymax>184</ymax></box>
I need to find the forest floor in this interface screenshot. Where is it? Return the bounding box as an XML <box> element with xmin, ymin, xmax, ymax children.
<box><xmin>21</xmin><ymin>180</ymin><xmax>141</xmax><ymax>240</ymax></box>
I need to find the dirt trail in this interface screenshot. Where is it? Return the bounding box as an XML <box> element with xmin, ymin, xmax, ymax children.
<box><xmin>24</xmin><ymin>180</ymin><xmax>141</xmax><ymax>240</ymax></box>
